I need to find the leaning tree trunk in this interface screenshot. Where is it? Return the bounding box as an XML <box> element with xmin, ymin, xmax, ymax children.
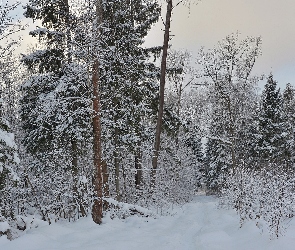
<box><xmin>151</xmin><ymin>0</ymin><xmax>173</xmax><ymax>186</ymax></box>
<box><xmin>91</xmin><ymin>0</ymin><xmax>103</xmax><ymax>225</ymax></box>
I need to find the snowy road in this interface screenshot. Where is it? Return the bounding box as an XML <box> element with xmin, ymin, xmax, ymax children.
<box><xmin>1</xmin><ymin>195</ymin><xmax>295</xmax><ymax>250</ymax></box>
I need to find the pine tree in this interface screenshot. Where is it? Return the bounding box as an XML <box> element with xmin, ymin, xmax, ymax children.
<box><xmin>204</xmin><ymin>105</ymin><xmax>232</xmax><ymax>193</ymax></box>
<box><xmin>21</xmin><ymin>0</ymin><xmax>92</xmax><ymax>219</ymax></box>
<box><xmin>96</xmin><ymin>0</ymin><xmax>161</xmax><ymax>201</ymax></box>
<box><xmin>256</xmin><ymin>74</ymin><xmax>288</xmax><ymax>166</ymax></box>
<box><xmin>282</xmin><ymin>83</ymin><xmax>295</xmax><ymax>168</ymax></box>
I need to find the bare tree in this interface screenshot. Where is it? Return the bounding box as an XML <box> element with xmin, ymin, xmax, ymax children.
<box><xmin>199</xmin><ymin>33</ymin><xmax>261</xmax><ymax>172</ymax></box>
<box><xmin>151</xmin><ymin>0</ymin><xmax>173</xmax><ymax>186</ymax></box>
<box><xmin>0</xmin><ymin>1</ymin><xmax>22</xmax><ymax>58</ymax></box>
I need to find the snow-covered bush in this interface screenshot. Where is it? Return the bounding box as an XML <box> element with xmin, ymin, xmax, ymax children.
<box><xmin>0</xmin><ymin>115</ymin><xmax>21</xmax><ymax>239</ymax></box>
<box><xmin>220</xmin><ymin>166</ymin><xmax>295</xmax><ymax>238</ymax></box>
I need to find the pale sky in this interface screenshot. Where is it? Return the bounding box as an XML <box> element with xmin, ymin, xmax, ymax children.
<box><xmin>9</xmin><ymin>0</ymin><xmax>295</xmax><ymax>90</ymax></box>
<box><xmin>145</xmin><ymin>0</ymin><xmax>295</xmax><ymax>90</ymax></box>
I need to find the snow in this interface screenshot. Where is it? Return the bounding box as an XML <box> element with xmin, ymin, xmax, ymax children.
<box><xmin>0</xmin><ymin>222</ymin><xmax>10</xmax><ymax>233</ymax></box>
<box><xmin>0</xmin><ymin>129</ymin><xmax>17</xmax><ymax>149</ymax></box>
<box><xmin>1</xmin><ymin>196</ymin><xmax>295</xmax><ymax>250</ymax></box>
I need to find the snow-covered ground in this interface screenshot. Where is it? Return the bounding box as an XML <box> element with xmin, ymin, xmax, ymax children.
<box><xmin>1</xmin><ymin>195</ymin><xmax>295</xmax><ymax>250</ymax></box>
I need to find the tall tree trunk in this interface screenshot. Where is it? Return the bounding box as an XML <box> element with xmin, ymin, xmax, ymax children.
<box><xmin>151</xmin><ymin>0</ymin><xmax>173</xmax><ymax>186</ymax></box>
<box><xmin>91</xmin><ymin>0</ymin><xmax>103</xmax><ymax>225</ymax></box>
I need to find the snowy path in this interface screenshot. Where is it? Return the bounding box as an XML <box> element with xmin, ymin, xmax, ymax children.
<box><xmin>1</xmin><ymin>195</ymin><xmax>295</xmax><ymax>250</ymax></box>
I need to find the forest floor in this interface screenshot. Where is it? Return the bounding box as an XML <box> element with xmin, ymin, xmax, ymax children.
<box><xmin>1</xmin><ymin>195</ymin><xmax>295</xmax><ymax>250</ymax></box>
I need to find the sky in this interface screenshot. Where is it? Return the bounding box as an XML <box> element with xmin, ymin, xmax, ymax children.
<box><xmin>8</xmin><ymin>0</ymin><xmax>295</xmax><ymax>90</ymax></box>
<box><xmin>145</xmin><ymin>0</ymin><xmax>295</xmax><ymax>90</ymax></box>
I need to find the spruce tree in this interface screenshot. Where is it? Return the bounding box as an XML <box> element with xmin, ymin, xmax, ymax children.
<box><xmin>204</xmin><ymin>105</ymin><xmax>232</xmax><ymax>193</ymax></box>
<box><xmin>96</xmin><ymin>0</ymin><xmax>161</xmax><ymax>201</ymax></box>
<box><xmin>282</xmin><ymin>83</ymin><xmax>295</xmax><ymax>168</ymax></box>
<box><xmin>21</xmin><ymin>0</ymin><xmax>92</xmax><ymax>219</ymax></box>
<box><xmin>256</xmin><ymin>74</ymin><xmax>288</xmax><ymax>166</ymax></box>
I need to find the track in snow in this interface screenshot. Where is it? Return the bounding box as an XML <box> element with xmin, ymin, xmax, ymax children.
<box><xmin>1</xmin><ymin>195</ymin><xmax>295</xmax><ymax>250</ymax></box>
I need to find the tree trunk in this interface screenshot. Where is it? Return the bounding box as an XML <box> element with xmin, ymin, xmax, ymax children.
<box><xmin>102</xmin><ymin>160</ymin><xmax>109</xmax><ymax>211</ymax></box>
<box><xmin>91</xmin><ymin>0</ymin><xmax>103</xmax><ymax>225</ymax></box>
<box><xmin>92</xmin><ymin>57</ymin><xmax>103</xmax><ymax>224</ymax></box>
<box><xmin>135</xmin><ymin>144</ymin><xmax>143</xmax><ymax>188</ymax></box>
<box><xmin>151</xmin><ymin>0</ymin><xmax>173</xmax><ymax>186</ymax></box>
<box><xmin>175</xmin><ymin>82</ymin><xmax>182</xmax><ymax>147</ymax></box>
<box><xmin>114</xmin><ymin>127</ymin><xmax>121</xmax><ymax>201</ymax></box>
<box><xmin>226</xmin><ymin>96</ymin><xmax>237</xmax><ymax>172</ymax></box>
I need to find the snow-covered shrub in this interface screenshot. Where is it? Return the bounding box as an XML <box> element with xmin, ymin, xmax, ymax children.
<box><xmin>0</xmin><ymin>115</ymin><xmax>22</xmax><ymax>239</ymax></box>
<box><xmin>220</xmin><ymin>166</ymin><xmax>295</xmax><ymax>238</ymax></box>
<box><xmin>18</xmin><ymin>154</ymin><xmax>94</xmax><ymax>224</ymax></box>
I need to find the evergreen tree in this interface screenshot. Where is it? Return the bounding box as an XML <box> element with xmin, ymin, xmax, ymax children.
<box><xmin>204</xmin><ymin>104</ymin><xmax>232</xmax><ymax>192</ymax></box>
<box><xmin>21</xmin><ymin>0</ymin><xmax>92</xmax><ymax>219</ymax></box>
<box><xmin>96</xmin><ymin>0</ymin><xmax>161</xmax><ymax>201</ymax></box>
<box><xmin>256</xmin><ymin>74</ymin><xmax>288</xmax><ymax>166</ymax></box>
<box><xmin>282</xmin><ymin>83</ymin><xmax>295</xmax><ymax>167</ymax></box>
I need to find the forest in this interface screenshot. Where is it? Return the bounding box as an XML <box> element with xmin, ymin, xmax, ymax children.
<box><xmin>1</xmin><ymin>0</ymin><xmax>295</xmax><ymax>241</ymax></box>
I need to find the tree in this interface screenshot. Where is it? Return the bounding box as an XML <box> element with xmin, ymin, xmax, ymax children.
<box><xmin>91</xmin><ymin>0</ymin><xmax>161</xmax><ymax>201</ymax></box>
<box><xmin>151</xmin><ymin>0</ymin><xmax>173</xmax><ymax>186</ymax></box>
<box><xmin>91</xmin><ymin>0</ymin><xmax>103</xmax><ymax>225</ymax></box>
<box><xmin>199</xmin><ymin>34</ymin><xmax>261</xmax><ymax>191</ymax></box>
<box><xmin>21</xmin><ymin>0</ymin><xmax>92</xmax><ymax>219</ymax></box>
<box><xmin>90</xmin><ymin>0</ymin><xmax>161</xmax><ymax>221</ymax></box>
<box><xmin>255</xmin><ymin>74</ymin><xmax>289</xmax><ymax>166</ymax></box>
<box><xmin>282</xmin><ymin>83</ymin><xmax>295</xmax><ymax>168</ymax></box>
<box><xmin>0</xmin><ymin>1</ymin><xmax>23</xmax><ymax>127</ymax></box>
<box><xmin>0</xmin><ymin>0</ymin><xmax>21</xmax><ymax>228</ymax></box>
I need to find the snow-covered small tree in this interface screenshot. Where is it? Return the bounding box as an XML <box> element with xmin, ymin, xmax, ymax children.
<box><xmin>221</xmin><ymin>166</ymin><xmax>295</xmax><ymax>238</ymax></box>
<box><xmin>0</xmin><ymin>0</ymin><xmax>21</xmax><ymax>218</ymax></box>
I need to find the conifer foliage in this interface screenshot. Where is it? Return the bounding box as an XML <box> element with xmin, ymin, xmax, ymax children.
<box><xmin>255</xmin><ymin>74</ymin><xmax>289</xmax><ymax>166</ymax></box>
<box><xmin>21</xmin><ymin>0</ymin><xmax>92</xmax><ymax>221</ymax></box>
